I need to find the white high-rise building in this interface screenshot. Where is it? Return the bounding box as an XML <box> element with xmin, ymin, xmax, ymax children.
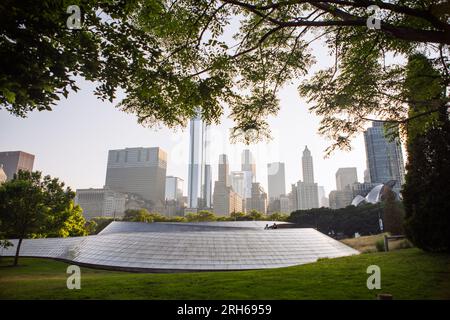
<box><xmin>105</xmin><ymin>147</ymin><xmax>167</xmax><ymax>207</ymax></box>
<box><xmin>302</xmin><ymin>146</ymin><xmax>314</xmax><ymax>183</ymax></box>
<box><xmin>296</xmin><ymin>146</ymin><xmax>319</xmax><ymax>210</ymax></box>
<box><xmin>318</xmin><ymin>186</ymin><xmax>329</xmax><ymax>208</ymax></box>
<box><xmin>329</xmin><ymin>190</ymin><xmax>353</xmax><ymax>209</ymax></box>
<box><xmin>165</xmin><ymin>176</ymin><xmax>184</xmax><ymax>202</ymax></box>
<box><xmin>241</xmin><ymin>149</ymin><xmax>256</xmax><ymax>182</ymax></box>
<box><xmin>213</xmin><ymin>154</ymin><xmax>243</xmax><ymax>216</ymax></box>
<box><xmin>187</xmin><ymin>114</ymin><xmax>211</xmax><ymax>209</ymax></box>
<box><xmin>246</xmin><ymin>182</ymin><xmax>268</xmax><ymax>214</ymax></box>
<box><xmin>230</xmin><ymin>171</ymin><xmax>253</xmax><ymax>200</ymax></box>
<box><xmin>202</xmin><ymin>164</ymin><xmax>212</xmax><ymax>208</ymax></box>
<box><xmin>267</xmin><ymin>162</ymin><xmax>286</xmax><ymax>200</ymax></box>
<box><xmin>296</xmin><ymin>181</ymin><xmax>319</xmax><ymax>210</ymax></box>
<box><xmin>165</xmin><ymin>176</ymin><xmax>185</xmax><ymax>216</ymax></box>
<box><xmin>218</xmin><ymin>154</ymin><xmax>229</xmax><ymax>185</ymax></box>
<box><xmin>336</xmin><ymin>167</ymin><xmax>358</xmax><ymax>191</ymax></box>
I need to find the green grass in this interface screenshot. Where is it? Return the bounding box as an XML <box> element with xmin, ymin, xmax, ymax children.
<box><xmin>1</xmin><ymin>248</ymin><xmax>449</xmax><ymax>299</ymax></box>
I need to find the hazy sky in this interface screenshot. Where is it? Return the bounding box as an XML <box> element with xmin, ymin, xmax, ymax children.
<box><xmin>0</xmin><ymin>38</ymin><xmax>372</xmax><ymax>197</ymax></box>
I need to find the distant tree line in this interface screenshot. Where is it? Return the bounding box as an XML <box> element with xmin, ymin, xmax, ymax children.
<box><xmin>86</xmin><ymin>209</ymin><xmax>290</xmax><ymax>234</ymax></box>
<box><xmin>289</xmin><ymin>204</ymin><xmax>385</xmax><ymax>238</ymax></box>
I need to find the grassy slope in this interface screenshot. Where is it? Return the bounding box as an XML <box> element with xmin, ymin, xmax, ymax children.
<box><xmin>0</xmin><ymin>248</ymin><xmax>449</xmax><ymax>300</ymax></box>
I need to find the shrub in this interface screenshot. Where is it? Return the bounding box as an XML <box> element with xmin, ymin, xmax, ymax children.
<box><xmin>375</xmin><ymin>239</ymin><xmax>385</xmax><ymax>252</ymax></box>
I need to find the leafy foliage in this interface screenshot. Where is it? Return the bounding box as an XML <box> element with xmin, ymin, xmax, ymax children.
<box><xmin>87</xmin><ymin>217</ymin><xmax>114</xmax><ymax>235</ymax></box>
<box><xmin>375</xmin><ymin>239</ymin><xmax>385</xmax><ymax>252</ymax></box>
<box><xmin>403</xmin><ymin>116</ymin><xmax>450</xmax><ymax>252</ymax></box>
<box><xmin>0</xmin><ymin>170</ymin><xmax>77</xmax><ymax>265</ymax></box>
<box><xmin>289</xmin><ymin>204</ymin><xmax>384</xmax><ymax>238</ymax></box>
<box><xmin>401</xmin><ymin>53</ymin><xmax>450</xmax><ymax>252</ymax></box>
<box><xmin>122</xmin><ymin>209</ymin><xmax>154</xmax><ymax>223</ymax></box>
<box><xmin>2</xmin><ymin>1</ymin><xmax>448</xmax><ymax>148</ymax></box>
<box><xmin>47</xmin><ymin>203</ymin><xmax>88</xmax><ymax>237</ymax></box>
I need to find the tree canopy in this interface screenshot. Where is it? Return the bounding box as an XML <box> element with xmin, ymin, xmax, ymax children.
<box><xmin>0</xmin><ymin>170</ymin><xmax>83</xmax><ymax>265</ymax></box>
<box><xmin>1</xmin><ymin>1</ymin><xmax>448</xmax><ymax>151</ymax></box>
<box><xmin>402</xmin><ymin>54</ymin><xmax>450</xmax><ymax>252</ymax></box>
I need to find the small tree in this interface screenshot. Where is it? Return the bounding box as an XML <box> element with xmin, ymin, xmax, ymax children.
<box><xmin>197</xmin><ymin>210</ymin><xmax>217</xmax><ymax>222</ymax></box>
<box><xmin>0</xmin><ymin>170</ymin><xmax>75</xmax><ymax>266</ymax></box>
<box><xmin>122</xmin><ymin>209</ymin><xmax>153</xmax><ymax>223</ymax></box>
<box><xmin>268</xmin><ymin>212</ymin><xmax>289</xmax><ymax>222</ymax></box>
<box><xmin>230</xmin><ymin>212</ymin><xmax>246</xmax><ymax>221</ymax></box>
<box><xmin>48</xmin><ymin>203</ymin><xmax>88</xmax><ymax>237</ymax></box>
<box><xmin>88</xmin><ymin>217</ymin><xmax>114</xmax><ymax>234</ymax></box>
<box><xmin>85</xmin><ymin>220</ymin><xmax>98</xmax><ymax>235</ymax></box>
<box><xmin>247</xmin><ymin>210</ymin><xmax>265</xmax><ymax>221</ymax></box>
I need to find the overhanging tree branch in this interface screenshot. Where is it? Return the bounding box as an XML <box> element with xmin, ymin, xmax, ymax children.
<box><xmin>221</xmin><ymin>0</ymin><xmax>450</xmax><ymax>45</ymax></box>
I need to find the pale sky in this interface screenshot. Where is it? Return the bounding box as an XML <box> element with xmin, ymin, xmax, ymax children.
<box><xmin>0</xmin><ymin>38</ymin><xmax>371</xmax><ymax>198</ymax></box>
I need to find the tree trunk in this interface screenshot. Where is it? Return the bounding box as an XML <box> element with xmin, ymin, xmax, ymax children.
<box><xmin>13</xmin><ymin>238</ymin><xmax>23</xmax><ymax>266</ymax></box>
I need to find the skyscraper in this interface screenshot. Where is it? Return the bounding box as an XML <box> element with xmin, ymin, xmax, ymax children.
<box><xmin>302</xmin><ymin>146</ymin><xmax>314</xmax><ymax>183</ymax></box>
<box><xmin>241</xmin><ymin>149</ymin><xmax>256</xmax><ymax>181</ymax></box>
<box><xmin>165</xmin><ymin>176</ymin><xmax>184</xmax><ymax>202</ymax></box>
<box><xmin>336</xmin><ymin>167</ymin><xmax>358</xmax><ymax>191</ymax></box>
<box><xmin>267</xmin><ymin>162</ymin><xmax>286</xmax><ymax>200</ymax></box>
<box><xmin>105</xmin><ymin>147</ymin><xmax>167</xmax><ymax>207</ymax></box>
<box><xmin>213</xmin><ymin>154</ymin><xmax>242</xmax><ymax>215</ymax></box>
<box><xmin>296</xmin><ymin>146</ymin><xmax>319</xmax><ymax>210</ymax></box>
<box><xmin>165</xmin><ymin>176</ymin><xmax>185</xmax><ymax>216</ymax></box>
<box><xmin>218</xmin><ymin>154</ymin><xmax>229</xmax><ymax>185</ymax></box>
<box><xmin>246</xmin><ymin>182</ymin><xmax>268</xmax><ymax>214</ymax></box>
<box><xmin>230</xmin><ymin>171</ymin><xmax>253</xmax><ymax>200</ymax></box>
<box><xmin>364</xmin><ymin>121</ymin><xmax>405</xmax><ymax>191</ymax></box>
<box><xmin>318</xmin><ymin>186</ymin><xmax>329</xmax><ymax>208</ymax></box>
<box><xmin>296</xmin><ymin>181</ymin><xmax>319</xmax><ymax>210</ymax></box>
<box><xmin>201</xmin><ymin>164</ymin><xmax>212</xmax><ymax>208</ymax></box>
<box><xmin>187</xmin><ymin>114</ymin><xmax>211</xmax><ymax>209</ymax></box>
<box><xmin>0</xmin><ymin>151</ymin><xmax>35</xmax><ymax>180</ymax></box>
<box><xmin>329</xmin><ymin>190</ymin><xmax>353</xmax><ymax>209</ymax></box>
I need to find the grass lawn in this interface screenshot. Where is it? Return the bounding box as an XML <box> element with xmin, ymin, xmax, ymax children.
<box><xmin>1</xmin><ymin>248</ymin><xmax>449</xmax><ymax>300</ymax></box>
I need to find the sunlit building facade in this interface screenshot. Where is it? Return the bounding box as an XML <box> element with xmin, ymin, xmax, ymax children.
<box><xmin>105</xmin><ymin>147</ymin><xmax>167</xmax><ymax>207</ymax></box>
<box><xmin>364</xmin><ymin>121</ymin><xmax>405</xmax><ymax>192</ymax></box>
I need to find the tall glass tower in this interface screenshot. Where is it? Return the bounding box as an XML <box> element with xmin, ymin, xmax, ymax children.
<box><xmin>364</xmin><ymin>121</ymin><xmax>405</xmax><ymax>190</ymax></box>
<box><xmin>187</xmin><ymin>114</ymin><xmax>211</xmax><ymax>209</ymax></box>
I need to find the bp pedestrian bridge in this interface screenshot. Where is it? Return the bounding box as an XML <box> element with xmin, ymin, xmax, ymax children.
<box><xmin>1</xmin><ymin>221</ymin><xmax>358</xmax><ymax>272</ymax></box>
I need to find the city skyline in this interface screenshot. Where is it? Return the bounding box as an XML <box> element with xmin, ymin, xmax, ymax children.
<box><xmin>0</xmin><ymin>82</ymin><xmax>405</xmax><ymax>197</ymax></box>
<box><xmin>0</xmin><ymin>36</ymin><xmax>380</xmax><ymax>196</ymax></box>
